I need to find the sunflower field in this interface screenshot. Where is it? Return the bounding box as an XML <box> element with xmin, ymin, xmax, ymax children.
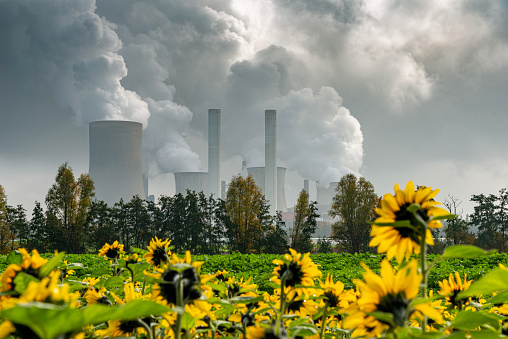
<box><xmin>2</xmin><ymin>182</ymin><xmax>508</xmax><ymax>339</ymax></box>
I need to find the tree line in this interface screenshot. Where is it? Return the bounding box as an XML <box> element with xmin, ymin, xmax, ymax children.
<box><xmin>0</xmin><ymin>163</ymin><xmax>317</xmax><ymax>254</ymax></box>
<box><xmin>4</xmin><ymin>163</ymin><xmax>505</xmax><ymax>255</ymax></box>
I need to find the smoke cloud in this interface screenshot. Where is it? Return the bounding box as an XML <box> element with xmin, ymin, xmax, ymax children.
<box><xmin>3</xmin><ymin>0</ymin><xmax>508</xmax><ymax>212</ymax></box>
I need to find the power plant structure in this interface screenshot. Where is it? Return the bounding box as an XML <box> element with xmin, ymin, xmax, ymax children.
<box><xmin>174</xmin><ymin>172</ymin><xmax>208</xmax><ymax>196</ymax></box>
<box><xmin>265</xmin><ymin>110</ymin><xmax>277</xmax><ymax>215</ymax></box>
<box><xmin>89</xmin><ymin>120</ymin><xmax>145</xmax><ymax>206</ymax></box>
<box><xmin>208</xmin><ymin>109</ymin><xmax>221</xmax><ymax>198</ymax></box>
<box><xmin>247</xmin><ymin>166</ymin><xmax>288</xmax><ymax>212</ymax></box>
<box><xmin>316</xmin><ymin>182</ymin><xmax>338</xmax><ymax>206</ymax></box>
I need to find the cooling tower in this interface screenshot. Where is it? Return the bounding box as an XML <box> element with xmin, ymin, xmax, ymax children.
<box><xmin>208</xmin><ymin>109</ymin><xmax>221</xmax><ymax>198</ymax></box>
<box><xmin>247</xmin><ymin>167</ymin><xmax>287</xmax><ymax>212</ymax></box>
<box><xmin>174</xmin><ymin>172</ymin><xmax>208</xmax><ymax>196</ymax></box>
<box><xmin>316</xmin><ymin>182</ymin><xmax>339</xmax><ymax>206</ymax></box>
<box><xmin>89</xmin><ymin>121</ymin><xmax>145</xmax><ymax>206</ymax></box>
<box><xmin>265</xmin><ymin>110</ymin><xmax>277</xmax><ymax>215</ymax></box>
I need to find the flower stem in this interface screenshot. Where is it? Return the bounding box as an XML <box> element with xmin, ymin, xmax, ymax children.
<box><xmin>320</xmin><ymin>302</ymin><xmax>329</xmax><ymax>339</ymax></box>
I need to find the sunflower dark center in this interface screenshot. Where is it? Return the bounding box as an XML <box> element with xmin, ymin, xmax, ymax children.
<box><xmin>151</xmin><ymin>247</ymin><xmax>167</xmax><ymax>266</ymax></box>
<box><xmin>118</xmin><ymin>320</ymin><xmax>142</xmax><ymax>334</ymax></box>
<box><xmin>228</xmin><ymin>283</ymin><xmax>241</xmax><ymax>298</ymax></box>
<box><xmin>448</xmin><ymin>289</ymin><xmax>462</xmax><ymax>307</ymax></box>
<box><xmin>394</xmin><ymin>203</ymin><xmax>429</xmax><ymax>240</ymax></box>
<box><xmin>105</xmin><ymin>248</ymin><xmax>119</xmax><ymax>259</ymax></box>
<box><xmin>278</xmin><ymin>262</ymin><xmax>303</xmax><ymax>288</ymax></box>
<box><xmin>287</xmin><ymin>299</ymin><xmax>304</xmax><ymax>312</ymax></box>
<box><xmin>324</xmin><ymin>291</ymin><xmax>340</xmax><ymax>308</ymax></box>
<box><xmin>159</xmin><ymin>267</ymin><xmax>201</xmax><ymax>304</ymax></box>
<box><xmin>377</xmin><ymin>292</ymin><xmax>411</xmax><ymax>327</ymax></box>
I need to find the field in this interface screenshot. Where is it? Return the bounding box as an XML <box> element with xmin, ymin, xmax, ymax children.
<box><xmin>2</xmin><ymin>251</ymin><xmax>506</xmax><ymax>292</ymax></box>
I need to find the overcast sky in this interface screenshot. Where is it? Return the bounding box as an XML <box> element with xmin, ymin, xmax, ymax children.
<box><xmin>1</xmin><ymin>0</ymin><xmax>508</xmax><ymax>217</ymax></box>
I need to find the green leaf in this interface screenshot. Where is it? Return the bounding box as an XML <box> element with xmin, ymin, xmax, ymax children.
<box><xmin>407</xmin><ymin>204</ymin><xmax>421</xmax><ymax>213</ymax></box>
<box><xmin>208</xmin><ymin>283</ymin><xmax>227</xmax><ymax>293</ymax></box>
<box><xmin>1</xmin><ymin>302</ymin><xmax>84</xmax><ymax>339</ymax></box>
<box><xmin>442</xmin><ymin>245</ymin><xmax>489</xmax><ymax>259</ymax></box>
<box><xmin>39</xmin><ymin>251</ymin><xmax>66</xmax><ymax>278</ymax></box>
<box><xmin>430</xmin><ymin>214</ymin><xmax>456</xmax><ymax>221</ymax></box>
<box><xmin>458</xmin><ymin>268</ymin><xmax>508</xmax><ymax>299</ymax></box>
<box><xmin>181</xmin><ymin>312</ymin><xmax>197</xmax><ymax>330</ymax></box>
<box><xmin>451</xmin><ymin>310</ymin><xmax>500</xmax><ymax>331</ymax></box>
<box><xmin>83</xmin><ymin>299</ymin><xmax>170</xmax><ymax>325</ymax></box>
<box><xmin>487</xmin><ymin>290</ymin><xmax>508</xmax><ymax>305</ymax></box>
<box><xmin>469</xmin><ymin>331</ymin><xmax>506</xmax><ymax>339</ymax></box>
<box><xmin>6</xmin><ymin>250</ymin><xmax>23</xmax><ymax>265</ymax></box>
<box><xmin>438</xmin><ymin>332</ymin><xmax>468</xmax><ymax>339</ymax></box>
<box><xmin>103</xmin><ymin>276</ymin><xmax>125</xmax><ymax>290</ymax></box>
<box><xmin>368</xmin><ymin>311</ymin><xmax>395</xmax><ymax>327</ymax></box>
<box><xmin>90</xmin><ymin>268</ymin><xmax>112</xmax><ymax>277</ymax></box>
<box><xmin>13</xmin><ymin>272</ymin><xmax>40</xmax><ymax>295</ymax></box>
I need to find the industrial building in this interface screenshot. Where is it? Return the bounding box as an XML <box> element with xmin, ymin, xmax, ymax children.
<box><xmin>89</xmin><ymin>120</ymin><xmax>145</xmax><ymax>206</ymax></box>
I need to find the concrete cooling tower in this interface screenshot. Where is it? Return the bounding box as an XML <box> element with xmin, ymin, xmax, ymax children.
<box><xmin>89</xmin><ymin>121</ymin><xmax>145</xmax><ymax>206</ymax></box>
<box><xmin>174</xmin><ymin>172</ymin><xmax>208</xmax><ymax>196</ymax></box>
<box><xmin>247</xmin><ymin>167</ymin><xmax>287</xmax><ymax>212</ymax></box>
<box><xmin>316</xmin><ymin>182</ymin><xmax>339</xmax><ymax>206</ymax></box>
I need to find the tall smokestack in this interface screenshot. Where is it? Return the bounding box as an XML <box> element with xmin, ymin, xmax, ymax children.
<box><xmin>89</xmin><ymin>121</ymin><xmax>145</xmax><ymax>206</ymax></box>
<box><xmin>304</xmin><ymin>179</ymin><xmax>309</xmax><ymax>194</ymax></box>
<box><xmin>208</xmin><ymin>109</ymin><xmax>221</xmax><ymax>198</ymax></box>
<box><xmin>247</xmin><ymin>167</ymin><xmax>287</xmax><ymax>212</ymax></box>
<box><xmin>265</xmin><ymin>110</ymin><xmax>277</xmax><ymax>215</ymax></box>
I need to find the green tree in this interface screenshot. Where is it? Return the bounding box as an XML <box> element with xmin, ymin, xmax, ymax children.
<box><xmin>45</xmin><ymin>162</ymin><xmax>95</xmax><ymax>253</ymax></box>
<box><xmin>29</xmin><ymin>201</ymin><xmax>47</xmax><ymax>252</ymax></box>
<box><xmin>85</xmin><ymin>200</ymin><xmax>113</xmax><ymax>252</ymax></box>
<box><xmin>290</xmin><ymin>189</ymin><xmax>318</xmax><ymax>253</ymax></box>
<box><xmin>262</xmin><ymin>211</ymin><xmax>289</xmax><ymax>254</ymax></box>
<box><xmin>0</xmin><ymin>185</ymin><xmax>14</xmax><ymax>254</ymax></box>
<box><xmin>225</xmin><ymin>174</ymin><xmax>270</xmax><ymax>253</ymax></box>
<box><xmin>6</xmin><ymin>204</ymin><xmax>28</xmax><ymax>249</ymax></box>
<box><xmin>443</xmin><ymin>195</ymin><xmax>474</xmax><ymax>247</ymax></box>
<box><xmin>470</xmin><ymin>193</ymin><xmax>498</xmax><ymax>250</ymax></box>
<box><xmin>496</xmin><ymin>188</ymin><xmax>508</xmax><ymax>252</ymax></box>
<box><xmin>329</xmin><ymin>174</ymin><xmax>378</xmax><ymax>254</ymax></box>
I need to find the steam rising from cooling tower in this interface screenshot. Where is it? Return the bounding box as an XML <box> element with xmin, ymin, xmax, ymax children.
<box><xmin>89</xmin><ymin>121</ymin><xmax>145</xmax><ymax>206</ymax></box>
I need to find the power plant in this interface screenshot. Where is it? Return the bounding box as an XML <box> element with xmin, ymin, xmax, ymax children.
<box><xmin>208</xmin><ymin>109</ymin><xmax>221</xmax><ymax>198</ymax></box>
<box><xmin>247</xmin><ymin>167</ymin><xmax>288</xmax><ymax>212</ymax></box>
<box><xmin>265</xmin><ymin>110</ymin><xmax>277</xmax><ymax>215</ymax></box>
<box><xmin>89</xmin><ymin>120</ymin><xmax>145</xmax><ymax>206</ymax></box>
<box><xmin>174</xmin><ymin>172</ymin><xmax>208</xmax><ymax>196</ymax></box>
<box><xmin>89</xmin><ymin>110</ymin><xmax>336</xmax><ymax>215</ymax></box>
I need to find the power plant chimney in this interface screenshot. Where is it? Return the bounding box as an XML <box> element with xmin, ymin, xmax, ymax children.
<box><xmin>89</xmin><ymin>121</ymin><xmax>145</xmax><ymax>206</ymax></box>
<box><xmin>265</xmin><ymin>110</ymin><xmax>277</xmax><ymax>215</ymax></box>
<box><xmin>247</xmin><ymin>166</ymin><xmax>287</xmax><ymax>212</ymax></box>
<box><xmin>304</xmin><ymin>179</ymin><xmax>309</xmax><ymax>194</ymax></box>
<box><xmin>208</xmin><ymin>109</ymin><xmax>221</xmax><ymax>198</ymax></box>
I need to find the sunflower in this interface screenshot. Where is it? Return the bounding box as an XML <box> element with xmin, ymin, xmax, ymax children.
<box><xmin>370</xmin><ymin>181</ymin><xmax>450</xmax><ymax>263</ymax></box>
<box><xmin>271</xmin><ymin>249</ymin><xmax>321</xmax><ymax>299</ymax></box>
<box><xmin>152</xmin><ymin>253</ymin><xmax>203</xmax><ymax>306</ymax></box>
<box><xmin>143</xmin><ymin>237</ymin><xmax>171</xmax><ymax>267</ymax></box>
<box><xmin>438</xmin><ymin>272</ymin><xmax>472</xmax><ymax>308</ymax></box>
<box><xmin>95</xmin><ymin>319</ymin><xmax>147</xmax><ymax>338</ymax></box>
<box><xmin>226</xmin><ymin>276</ymin><xmax>258</xmax><ymax>299</ymax></box>
<box><xmin>318</xmin><ymin>274</ymin><xmax>356</xmax><ymax>309</ymax></box>
<box><xmin>98</xmin><ymin>241</ymin><xmax>124</xmax><ymax>260</ymax></box>
<box><xmin>85</xmin><ymin>287</ymin><xmax>111</xmax><ymax>306</ymax></box>
<box><xmin>343</xmin><ymin>259</ymin><xmax>441</xmax><ymax>336</ymax></box>
<box><xmin>0</xmin><ymin>248</ymin><xmax>48</xmax><ymax>293</ymax></box>
<box><xmin>245</xmin><ymin>325</ymin><xmax>286</xmax><ymax>339</ymax></box>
